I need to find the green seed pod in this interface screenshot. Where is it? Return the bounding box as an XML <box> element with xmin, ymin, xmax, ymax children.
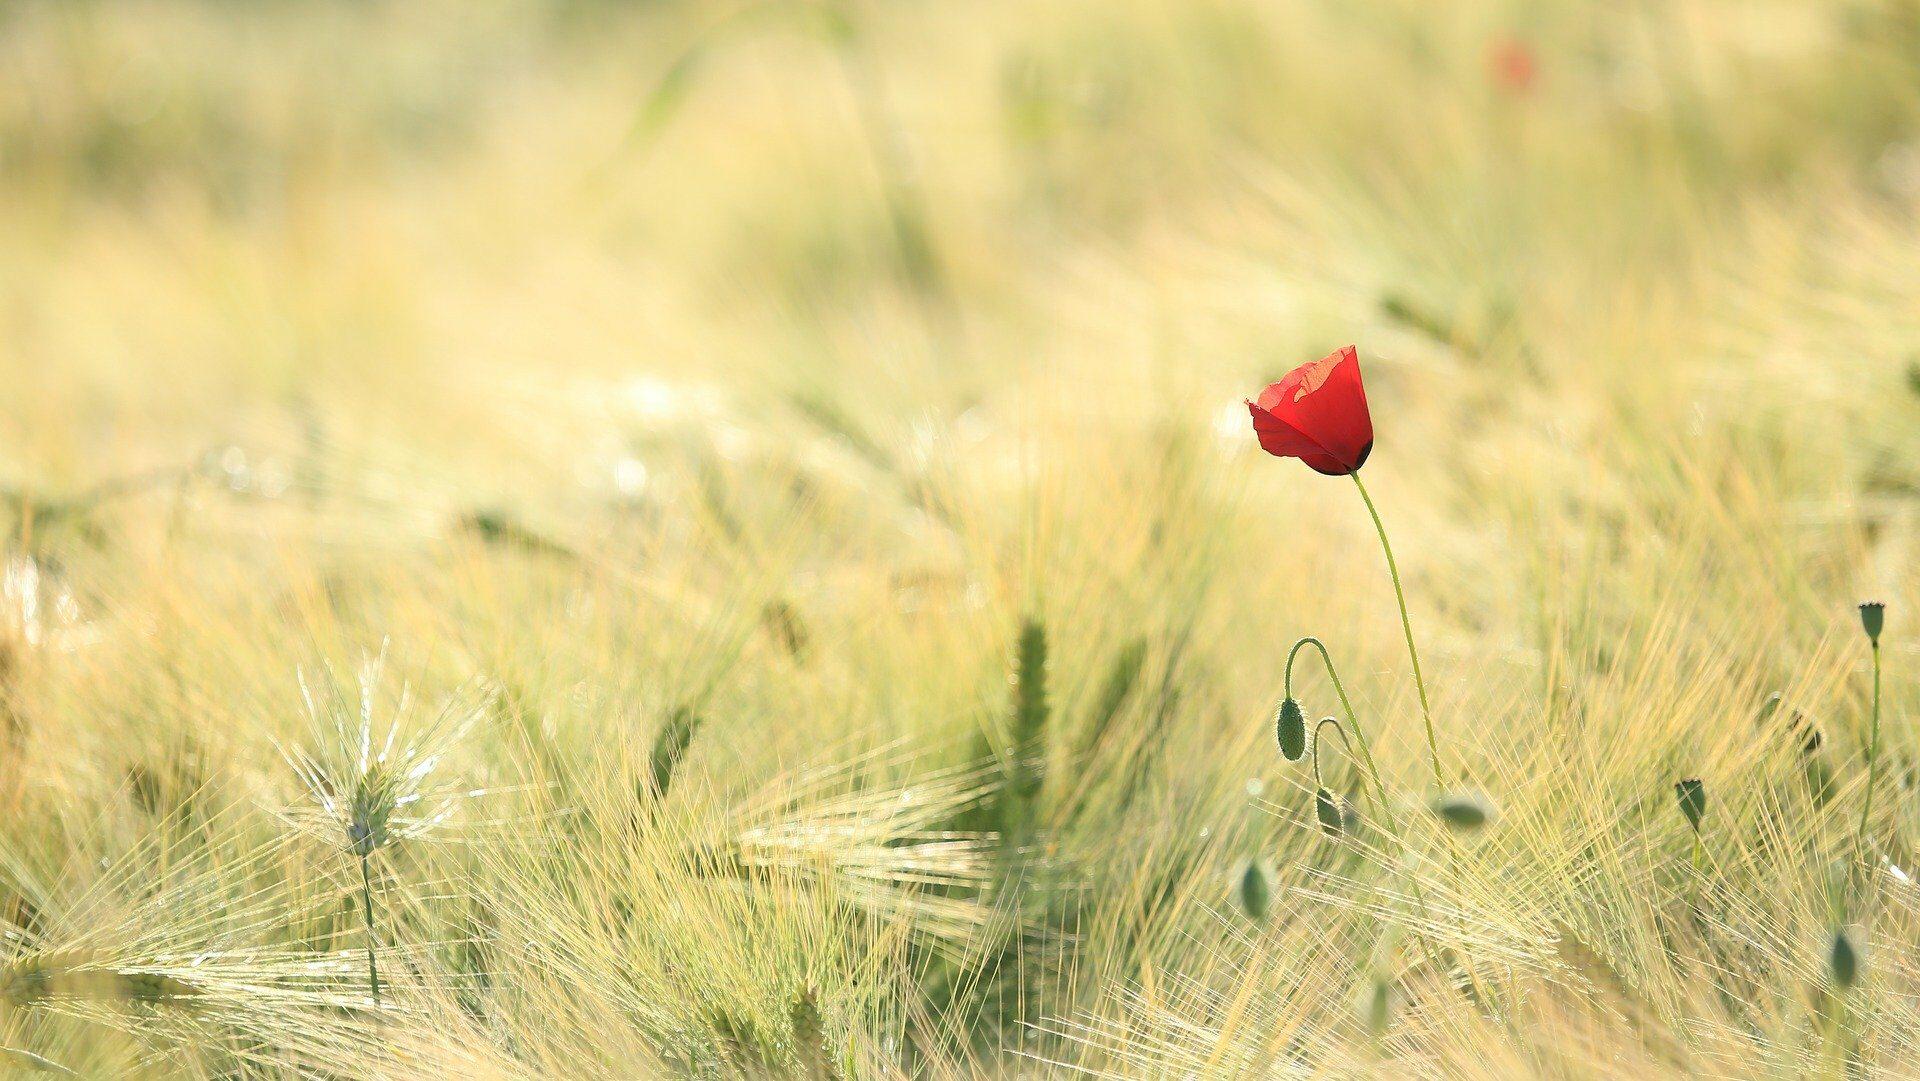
<box><xmin>1432</xmin><ymin>792</ymin><xmax>1490</xmax><ymax>832</ymax></box>
<box><xmin>1673</xmin><ymin>778</ymin><xmax>1705</xmax><ymax>833</ymax></box>
<box><xmin>1274</xmin><ymin>697</ymin><xmax>1306</xmax><ymax>761</ymax></box>
<box><xmin>1858</xmin><ymin>602</ymin><xmax>1884</xmax><ymax>646</ymax></box>
<box><xmin>1358</xmin><ymin>977</ymin><xmax>1392</xmax><ymax>1038</ymax></box>
<box><xmin>1315</xmin><ymin>788</ymin><xmax>1344</xmax><ymax>837</ymax></box>
<box><xmin>1829</xmin><ymin>927</ymin><xmax>1859</xmax><ymax>991</ymax></box>
<box><xmin>1234</xmin><ymin>858</ymin><xmax>1274</xmax><ymax>921</ymax></box>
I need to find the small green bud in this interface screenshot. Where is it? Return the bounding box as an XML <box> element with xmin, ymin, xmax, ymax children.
<box><xmin>1432</xmin><ymin>792</ymin><xmax>1491</xmax><ymax>832</ymax></box>
<box><xmin>1673</xmin><ymin>778</ymin><xmax>1705</xmax><ymax>833</ymax></box>
<box><xmin>1315</xmin><ymin>788</ymin><xmax>1345</xmax><ymax>837</ymax></box>
<box><xmin>1358</xmin><ymin>978</ymin><xmax>1392</xmax><ymax>1038</ymax></box>
<box><xmin>1274</xmin><ymin>698</ymin><xmax>1306</xmax><ymax>761</ymax></box>
<box><xmin>1829</xmin><ymin>927</ymin><xmax>1859</xmax><ymax>991</ymax></box>
<box><xmin>1234</xmin><ymin>858</ymin><xmax>1274</xmax><ymax>921</ymax></box>
<box><xmin>1858</xmin><ymin>602</ymin><xmax>1884</xmax><ymax>646</ymax></box>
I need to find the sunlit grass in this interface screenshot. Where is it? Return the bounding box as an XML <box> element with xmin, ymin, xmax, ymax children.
<box><xmin>0</xmin><ymin>0</ymin><xmax>1915</xmax><ymax>1075</ymax></box>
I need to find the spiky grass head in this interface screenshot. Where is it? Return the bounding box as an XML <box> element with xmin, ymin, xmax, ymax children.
<box><xmin>277</xmin><ymin>647</ymin><xmax>486</xmax><ymax>858</ymax></box>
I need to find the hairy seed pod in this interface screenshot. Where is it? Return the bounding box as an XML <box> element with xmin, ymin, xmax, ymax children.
<box><xmin>1673</xmin><ymin>778</ymin><xmax>1705</xmax><ymax>833</ymax></box>
<box><xmin>1315</xmin><ymin>788</ymin><xmax>1344</xmax><ymax>837</ymax></box>
<box><xmin>1829</xmin><ymin>927</ymin><xmax>1859</xmax><ymax>991</ymax></box>
<box><xmin>1275</xmin><ymin>697</ymin><xmax>1306</xmax><ymax>761</ymax></box>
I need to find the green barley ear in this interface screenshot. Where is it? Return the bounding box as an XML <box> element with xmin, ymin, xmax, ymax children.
<box><xmin>1432</xmin><ymin>791</ymin><xmax>1491</xmax><ymax>832</ymax></box>
<box><xmin>1002</xmin><ymin>618</ymin><xmax>1050</xmax><ymax>841</ymax></box>
<box><xmin>790</xmin><ymin>987</ymin><xmax>839</xmax><ymax>1081</ymax></box>
<box><xmin>1274</xmin><ymin>697</ymin><xmax>1306</xmax><ymax>761</ymax></box>
<box><xmin>1828</xmin><ymin>927</ymin><xmax>1859</xmax><ymax>991</ymax></box>
<box><xmin>1011</xmin><ymin>619</ymin><xmax>1050</xmax><ymax>759</ymax></box>
<box><xmin>1673</xmin><ymin>778</ymin><xmax>1706</xmax><ymax>833</ymax></box>
<box><xmin>1858</xmin><ymin>602</ymin><xmax>1884</xmax><ymax>645</ymax></box>
<box><xmin>348</xmin><ymin>764</ymin><xmax>397</xmax><ymax>857</ymax></box>
<box><xmin>1315</xmin><ymin>788</ymin><xmax>1345</xmax><ymax>837</ymax></box>
<box><xmin>1234</xmin><ymin>858</ymin><xmax>1274</xmax><ymax>921</ymax></box>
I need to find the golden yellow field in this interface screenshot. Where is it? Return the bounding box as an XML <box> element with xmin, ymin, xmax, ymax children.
<box><xmin>0</xmin><ymin>0</ymin><xmax>1916</xmax><ymax>1076</ymax></box>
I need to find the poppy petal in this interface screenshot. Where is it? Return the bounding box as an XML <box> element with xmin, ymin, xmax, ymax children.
<box><xmin>1247</xmin><ymin>345</ymin><xmax>1374</xmax><ymax>474</ymax></box>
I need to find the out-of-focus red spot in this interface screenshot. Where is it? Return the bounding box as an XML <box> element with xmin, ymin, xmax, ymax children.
<box><xmin>1488</xmin><ymin>38</ymin><xmax>1539</xmax><ymax>94</ymax></box>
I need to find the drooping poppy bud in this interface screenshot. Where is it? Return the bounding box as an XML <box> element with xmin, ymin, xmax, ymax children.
<box><xmin>1315</xmin><ymin>787</ymin><xmax>1345</xmax><ymax>837</ymax></box>
<box><xmin>1247</xmin><ymin>346</ymin><xmax>1374</xmax><ymax>476</ymax></box>
<box><xmin>1674</xmin><ymin>779</ymin><xmax>1706</xmax><ymax>833</ymax></box>
<box><xmin>1234</xmin><ymin>858</ymin><xmax>1274</xmax><ymax>921</ymax></box>
<box><xmin>1274</xmin><ymin>697</ymin><xmax>1306</xmax><ymax>761</ymax></box>
<box><xmin>1829</xmin><ymin>927</ymin><xmax>1859</xmax><ymax>991</ymax></box>
<box><xmin>1859</xmin><ymin>602</ymin><xmax>1885</xmax><ymax>646</ymax></box>
<box><xmin>1432</xmin><ymin>792</ymin><xmax>1491</xmax><ymax>832</ymax></box>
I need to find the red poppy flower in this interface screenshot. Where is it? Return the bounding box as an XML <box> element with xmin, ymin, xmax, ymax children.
<box><xmin>1246</xmin><ymin>345</ymin><xmax>1374</xmax><ymax>475</ymax></box>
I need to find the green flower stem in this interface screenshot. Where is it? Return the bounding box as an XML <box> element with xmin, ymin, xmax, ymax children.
<box><xmin>1852</xmin><ymin>640</ymin><xmax>1883</xmax><ymax>895</ymax></box>
<box><xmin>1286</xmin><ymin>636</ymin><xmax>1445</xmax><ymax>976</ymax></box>
<box><xmin>1350</xmin><ymin>471</ymin><xmax>1447</xmax><ymax>789</ymax></box>
<box><xmin>1288</xmin><ymin>637</ymin><xmax>1394</xmax><ymax>826</ymax></box>
<box><xmin>1311</xmin><ymin>717</ymin><xmax>1355</xmax><ymax>792</ymax></box>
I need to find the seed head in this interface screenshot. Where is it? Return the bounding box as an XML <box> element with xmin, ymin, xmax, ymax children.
<box><xmin>348</xmin><ymin>768</ymin><xmax>393</xmax><ymax>855</ymax></box>
<box><xmin>1858</xmin><ymin>602</ymin><xmax>1885</xmax><ymax>646</ymax></box>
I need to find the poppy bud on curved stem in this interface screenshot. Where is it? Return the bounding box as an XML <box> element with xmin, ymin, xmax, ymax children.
<box><xmin>1310</xmin><ymin>717</ymin><xmax>1353</xmax><ymax>790</ymax></box>
<box><xmin>1315</xmin><ymin>787</ymin><xmax>1347</xmax><ymax>837</ymax></box>
<box><xmin>1275</xmin><ymin>697</ymin><xmax>1306</xmax><ymax>761</ymax></box>
<box><xmin>1674</xmin><ymin>778</ymin><xmax>1706</xmax><ymax>833</ymax></box>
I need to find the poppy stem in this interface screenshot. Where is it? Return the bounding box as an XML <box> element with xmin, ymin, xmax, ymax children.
<box><xmin>1286</xmin><ymin>636</ymin><xmax>1448</xmax><ymax>977</ymax></box>
<box><xmin>1349</xmin><ymin>472</ymin><xmax>1446</xmax><ymax>789</ymax></box>
<box><xmin>1287</xmin><ymin>637</ymin><xmax>1393</xmax><ymax>823</ymax></box>
<box><xmin>1851</xmin><ymin>639</ymin><xmax>1882</xmax><ymax>901</ymax></box>
<box><xmin>1311</xmin><ymin>716</ymin><xmax>1355</xmax><ymax>793</ymax></box>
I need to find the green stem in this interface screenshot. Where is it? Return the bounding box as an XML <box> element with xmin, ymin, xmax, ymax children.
<box><xmin>1287</xmin><ymin>636</ymin><xmax>1445</xmax><ymax>976</ymax></box>
<box><xmin>1350</xmin><ymin>472</ymin><xmax>1446</xmax><ymax>789</ymax></box>
<box><xmin>1852</xmin><ymin>642</ymin><xmax>1882</xmax><ymax>902</ymax></box>
<box><xmin>1288</xmin><ymin>638</ymin><xmax>1395</xmax><ymax>826</ymax></box>
<box><xmin>360</xmin><ymin>851</ymin><xmax>381</xmax><ymax>1004</ymax></box>
<box><xmin>1311</xmin><ymin>716</ymin><xmax>1356</xmax><ymax>793</ymax></box>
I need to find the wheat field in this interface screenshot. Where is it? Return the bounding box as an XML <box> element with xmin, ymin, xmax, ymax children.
<box><xmin>0</xmin><ymin>0</ymin><xmax>1916</xmax><ymax>1076</ymax></box>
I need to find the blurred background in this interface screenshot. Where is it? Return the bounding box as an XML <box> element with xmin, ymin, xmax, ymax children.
<box><xmin>1</xmin><ymin>1</ymin><xmax>1919</xmax><ymax>1076</ymax></box>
